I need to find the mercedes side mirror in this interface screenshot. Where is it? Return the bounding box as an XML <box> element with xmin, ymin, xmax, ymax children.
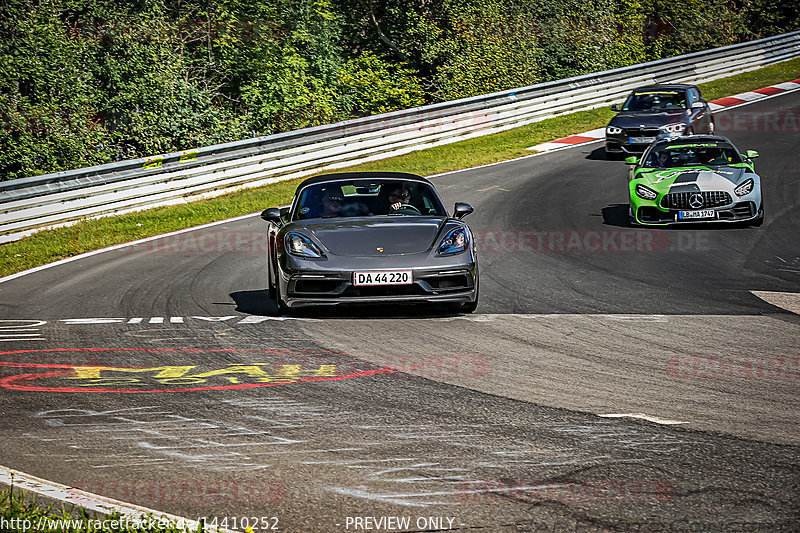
<box><xmin>610</xmin><ymin>104</ymin><xmax>621</xmax><ymax>112</ymax></box>
<box><xmin>745</xmin><ymin>150</ymin><xmax>759</xmax><ymax>159</ymax></box>
<box><xmin>625</xmin><ymin>156</ymin><xmax>639</xmax><ymax>165</ymax></box>
<box><xmin>453</xmin><ymin>202</ymin><xmax>474</xmax><ymax>219</ymax></box>
<box><xmin>691</xmin><ymin>101</ymin><xmax>705</xmax><ymax>109</ymax></box>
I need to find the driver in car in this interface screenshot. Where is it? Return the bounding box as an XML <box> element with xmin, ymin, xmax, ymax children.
<box><xmin>320</xmin><ymin>188</ymin><xmax>343</xmax><ymax>217</ymax></box>
<box><xmin>388</xmin><ymin>186</ymin><xmax>412</xmax><ymax>212</ymax></box>
<box><xmin>650</xmin><ymin>151</ymin><xmax>672</xmax><ymax>168</ymax></box>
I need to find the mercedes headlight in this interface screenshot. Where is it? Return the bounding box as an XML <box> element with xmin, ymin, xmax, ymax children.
<box><xmin>661</xmin><ymin>123</ymin><xmax>686</xmax><ymax>134</ymax></box>
<box><xmin>606</xmin><ymin>126</ymin><xmax>623</xmax><ymax>135</ymax></box>
<box><xmin>734</xmin><ymin>178</ymin><xmax>754</xmax><ymax>197</ymax></box>
<box><xmin>635</xmin><ymin>184</ymin><xmax>658</xmax><ymax>200</ymax></box>
<box><xmin>285</xmin><ymin>232</ymin><xmax>324</xmax><ymax>258</ymax></box>
<box><xmin>438</xmin><ymin>228</ymin><xmax>468</xmax><ymax>255</ymax></box>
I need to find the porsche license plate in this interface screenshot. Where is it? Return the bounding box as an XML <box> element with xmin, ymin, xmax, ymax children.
<box><xmin>353</xmin><ymin>270</ymin><xmax>412</xmax><ymax>286</ymax></box>
<box><xmin>629</xmin><ymin>136</ymin><xmax>656</xmax><ymax>144</ymax></box>
<box><xmin>679</xmin><ymin>210</ymin><xmax>716</xmax><ymax>220</ymax></box>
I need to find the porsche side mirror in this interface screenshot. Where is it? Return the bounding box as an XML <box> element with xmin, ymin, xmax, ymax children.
<box><xmin>261</xmin><ymin>207</ymin><xmax>283</xmax><ymax>225</ymax></box>
<box><xmin>453</xmin><ymin>202</ymin><xmax>474</xmax><ymax>219</ymax></box>
<box><xmin>745</xmin><ymin>150</ymin><xmax>759</xmax><ymax>159</ymax></box>
<box><xmin>625</xmin><ymin>156</ymin><xmax>639</xmax><ymax>165</ymax></box>
<box><xmin>691</xmin><ymin>101</ymin><xmax>704</xmax><ymax>109</ymax></box>
<box><xmin>610</xmin><ymin>104</ymin><xmax>620</xmax><ymax>112</ymax></box>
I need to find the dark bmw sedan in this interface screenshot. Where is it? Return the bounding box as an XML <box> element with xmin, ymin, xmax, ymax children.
<box><xmin>605</xmin><ymin>84</ymin><xmax>715</xmax><ymax>156</ymax></box>
<box><xmin>261</xmin><ymin>172</ymin><xmax>478</xmax><ymax>313</ymax></box>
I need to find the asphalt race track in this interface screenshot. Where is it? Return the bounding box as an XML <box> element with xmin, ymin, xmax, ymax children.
<box><xmin>1</xmin><ymin>92</ymin><xmax>799</xmax><ymax>532</ymax></box>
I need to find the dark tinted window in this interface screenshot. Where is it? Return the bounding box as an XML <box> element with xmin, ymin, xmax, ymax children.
<box><xmin>645</xmin><ymin>143</ymin><xmax>743</xmax><ymax>168</ymax></box>
<box><xmin>294</xmin><ymin>180</ymin><xmax>447</xmax><ymax>220</ymax></box>
<box><xmin>623</xmin><ymin>90</ymin><xmax>687</xmax><ymax>111</ymax></box>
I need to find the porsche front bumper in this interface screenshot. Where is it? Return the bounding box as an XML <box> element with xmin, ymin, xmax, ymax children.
<box><xmin>275</xmin><ymin>254</ymin><xmax>478</xmax><ymax>308</ymax></box>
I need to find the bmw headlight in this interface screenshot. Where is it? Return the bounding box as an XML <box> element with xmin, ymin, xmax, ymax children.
<box><xmin>734</xmin><ymin>178</ymin><xmax>754</xmax><ymax>197</ymax></box>
<box><xmin>438</xmin><ymin>227</ymin><xmax>468</xmax><ymax>255</ymax></box>
<box><xmin>662</xmin><ymin>123</ymin><xmax>686</xmax><ymax>134</ymax></box>
<box><xmin>606</xmin><ymin>126</ymin><xmax>623</xmax><ymax>135</ymax></box>
<box><xmin>285</xmin><ymin>232</ymin><xmax>324</xmax><ymax>258</ymax></box>
<box><xmin>635</xmin><ymin>184</ymin><xmax>658</xmax><ymax>200</ymax></box>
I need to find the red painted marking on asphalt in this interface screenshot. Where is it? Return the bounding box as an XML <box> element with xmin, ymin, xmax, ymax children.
<box><xmin>0</xmin><ymin>361</ymin><xmax>100</xmax><ymax>369</ymax></box>
<box><xmin>0</xmin><ymin>347</ymin><xmax>343</xmax><ymax>356</ymax></box>
<box><xmin>553</xmin><ymin>135</ymin><xmax>598</xmax><ymax>144</ymax></box>
<box><xmin>0</xmin><ymin>348</ymin><xmax>396</xmax><ymax>393</ymax></box>
<box><xmin>0</xmin><ymin>367</ymin><xmax>396</xmax><ymax>393</ymax></box>
<box><xmin>711</xmin><ymin>97</ymin><xmax>747</xmax><ymax>107</ymax></box>
<box><xmin>753</xmin><ymin>86</ymin><xmax>785</xmax><ymax>96</ymax></box>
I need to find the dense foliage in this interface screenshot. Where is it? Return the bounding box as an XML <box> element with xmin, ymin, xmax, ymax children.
<box><xmin>1</xmin><ymin>0</ymin><xmax>797</xmax><ymax>179</ymax></box>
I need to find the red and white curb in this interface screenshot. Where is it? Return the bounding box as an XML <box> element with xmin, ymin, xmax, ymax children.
<box><xmin>527</xmin><ymin>127</ymin><xmax>606</xmax><ymax>153</ymax></box>
<box><xmin>708</xmin><ymin>79</ymin><xmax>800</xmax><ymax>110</ymax></box>
<box><xmin>0</xmin><ymin>465</ymin><xmax>234</xmax><ymax>533</ymax></box>
<box><xmin>527</xmin><ymin>78</ymin><xmax>800</xmax><ymax>153</ymax></box>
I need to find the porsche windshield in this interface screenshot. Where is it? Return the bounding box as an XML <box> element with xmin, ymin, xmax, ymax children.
<box><xmin>623</xmin><ymin>90</ymin><xmax>687</xmax><ymax>111</ymax></box>
<box><xmin>294</xmin><ymin>180</ymin><xmax>448</xmax><ymax>220</ymax></box>
<box><xmin>645</xmin><ymin>143</ymin><xmax>743</xmax><ymax>168</ymax></box>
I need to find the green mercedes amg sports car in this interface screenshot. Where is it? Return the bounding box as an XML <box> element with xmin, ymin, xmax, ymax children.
<box><xmin>626</xmin><ymin>135</ymin><xmax>763</xmax><ymax>226</ymax></box>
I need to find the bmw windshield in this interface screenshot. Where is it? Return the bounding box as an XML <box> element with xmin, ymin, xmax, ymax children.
<box><xmin>622</xmin><ymin>90</ymin><xmax>688</xmax><ymax>111</ymax></box>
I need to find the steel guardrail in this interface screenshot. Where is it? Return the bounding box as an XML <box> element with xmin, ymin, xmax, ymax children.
<box><xmin>1</xmin><ymin>30</ymin><xmax>798</xmax><ymax>242</ymax></box>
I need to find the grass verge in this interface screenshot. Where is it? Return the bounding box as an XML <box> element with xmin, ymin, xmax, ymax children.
<box><xmin>1</xmin><ymin>57</ymin><xmax>799</xmax><ymax>278</ymax></box>
<box><xmin>0</xmin><ymin>484</ymin><xmax>197</xmax><ymax>532</ymax></box>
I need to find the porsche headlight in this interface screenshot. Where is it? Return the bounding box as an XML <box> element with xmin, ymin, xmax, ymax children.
<box><xmin>662</xmin><ymin>123</ymin><xmax>687</xmax><ymax>134</ymax></box>
<box><xmin>606</xmin><ymin>126</ymin><xmax>623</xmax><ymax>135</ymax></box>
<box><xmin>438</xmin><ymin>228</ymin><xmax>468</xmax><ymax>255</ymax></box>
<box><xmin>635</xmin><ymin>184</ymin><xmax>658</xmax><ymax>200</ymax></box>
<box><xmin>285</xmin><ymin>232</ymin><xmax>324</xmax><ymax>258</ymax></box>
<box><xmin>734</xmin><ymin>178</ymin><xmax>754</xmax><ymax>197</ymax></box>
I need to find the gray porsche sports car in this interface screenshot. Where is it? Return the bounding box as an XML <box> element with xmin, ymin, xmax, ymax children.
<box><xmin>261</xmin><ymin>172</ymin><xmax>478</xmax><ymax>312</ymax></box>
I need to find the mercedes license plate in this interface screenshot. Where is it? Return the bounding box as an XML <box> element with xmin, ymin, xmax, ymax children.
<box><xmin>678</xmin><ymin>210</ymin><xmax>715</xmax><ymax>220</ymax></box>
<box><xmin>353</xmin><ymin>270</ymin><xmax>412</xmax><ymax>286</ymax></box>
<box><xmin>629</xmin><ymin>136</ymin><xmax>656</xmax><ymax>144</ymax></box>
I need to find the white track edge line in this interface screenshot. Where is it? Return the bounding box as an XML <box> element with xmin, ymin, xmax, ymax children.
<box><xmin>598</xmin><ymin>413</ymin><xmax>688</xmax><ymax>425</ymax></box>
<box><xmin>0</xmin><ymin>212</ymin><xmax>258</xmax><ymax>285</ymax></box>
<box><xmin>0</xmin><ymin>465</ymin><xmax>234</xmax><ymax>533</ymax></box>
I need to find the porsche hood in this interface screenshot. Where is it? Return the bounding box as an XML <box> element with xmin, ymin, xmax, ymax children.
<box><xmin>297</xmin><ymin>217</ymin><xmax>448</xmax><ymax>256</ymax></box>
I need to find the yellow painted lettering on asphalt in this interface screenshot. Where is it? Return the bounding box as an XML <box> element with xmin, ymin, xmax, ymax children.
<box><xmin>189</xmin><ymin>364</ymin><xmax>273</xmax><ymax>379</ymax></box>
<box><xmin>68</xmin><ymin>365</ymin><xmax>197</xmax><ymax>379</ymax></box>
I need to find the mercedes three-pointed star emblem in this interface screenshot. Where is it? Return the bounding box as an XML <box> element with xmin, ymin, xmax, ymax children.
<box><xmin>689</xmin><ymin>193</ymin><xmax>704</xmax><ymax>209</ymax></box>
